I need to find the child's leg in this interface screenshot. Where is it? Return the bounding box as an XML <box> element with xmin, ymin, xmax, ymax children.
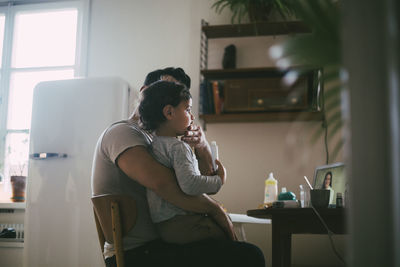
<box><xmin>156</xmin><ymin>214</ymin><xmax>227</xmax><ymax>244</ymax></box>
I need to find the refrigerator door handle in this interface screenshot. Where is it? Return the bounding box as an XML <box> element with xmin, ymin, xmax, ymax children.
<box><xmin>30</xmin><ymin>153</ymin><xmax>68</xmax><ymax>160</ymax></box>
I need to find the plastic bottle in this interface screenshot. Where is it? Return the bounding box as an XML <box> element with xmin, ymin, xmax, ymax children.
<box><xmin>344</xmin><ymin>183</ymin><xmax>349</xmax><ymax>207</ymax></box>
<box><xmin>299</xmin><ymin>185</ymin><xmax>305</xmax><ymax>207</ymax></box>
<box><xmin>210</xmin><ymin>141</ymin><xmax>218</xmax><ymax>171</ymax></box>
<box><xmin>264</xmin><ymin>172</ymin><xmax>278</xmax><ymax>204</ymax></box>
<box><xmin>336</xmin><ymin>192</ymin><xmax>343</xmax><ymax>208</ymax></box>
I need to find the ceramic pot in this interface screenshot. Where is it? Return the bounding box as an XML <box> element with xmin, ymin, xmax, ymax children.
<box><xmin>10</xmin><ymin>175</ymin><xmax>26</xmax><ymax>202</ymax></box>
<box><xmin>310</xmin><ymin>189</ymin><xmax>330</xmax><ymax>208</ymax></box>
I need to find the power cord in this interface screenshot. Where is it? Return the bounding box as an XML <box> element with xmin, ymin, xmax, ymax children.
<box><xmin>320</xmin><ymin>72</ymin><xmax>329</xmax><ymax>165</ymax></box>
<box><xmin>310</xmin><ymin>204</ymin><xmax>346</xmax><ymax>265</ymax></box>
<box><xmin>323</xmin><ymin>114</ymin><xmax>329</xmax><ymax>165</ymax></box>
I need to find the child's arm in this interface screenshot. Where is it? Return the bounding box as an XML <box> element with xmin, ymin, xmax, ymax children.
<box><xmin>170</xmin><ymin>141</ymin><xmax>225</xmax><ymax>196</ymax></box>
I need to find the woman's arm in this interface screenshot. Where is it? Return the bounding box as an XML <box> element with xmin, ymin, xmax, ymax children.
<box><xmin>117</xmin><ymin>145</ymin><xmax>235</xmax><ymax>239</ymax></box>
<box><xmin>118</xmin><ymin>145</ymin><xmax>214</xmax><ymax>213</ymax></box>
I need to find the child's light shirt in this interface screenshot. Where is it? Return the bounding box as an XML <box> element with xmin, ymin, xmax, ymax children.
<box><xmin>147</xmin><ymin>135</ymin><xmax>222</xmax><ymax>223</ymax></box>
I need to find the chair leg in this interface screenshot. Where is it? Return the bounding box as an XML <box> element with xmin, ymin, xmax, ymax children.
<box><xmin>111</xmin><ymin>201</ymin><xmax>124</xmax><ymax>267</ymax></box>
<box><xmin>93</xmin><ymin>208</ymin><xmax>106</xmax><ymax>253</ymax></box>
<box><xmin>240</xmin><ymin>224</ymin><xmax>247</xmax><ymax>241</ymax></box>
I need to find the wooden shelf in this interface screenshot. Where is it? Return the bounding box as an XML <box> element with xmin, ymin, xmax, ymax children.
<box><xmin>199</xmin><ymin>21</ymin><xmax>320</xmax><ymax>125</ymax></box>
<box><xmin>202</xmin><ymin>21</ymin><xmax>310</xmax><ymax>39</ymax></box>
<box><xmin>200</xmin><ymin>67</ymin><xmax>314</xmax><ymax>80</ymax></box>
<box><xmin>200</xmin><ymin>111</ymin><xmax>323</xmax><ymax>123</ymax></box>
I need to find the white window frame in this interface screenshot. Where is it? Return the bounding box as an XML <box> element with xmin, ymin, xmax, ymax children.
<box><xmin>0</xmin><ymin>0</ymin><xmax>89</xmax><ymax>185</ymax></box>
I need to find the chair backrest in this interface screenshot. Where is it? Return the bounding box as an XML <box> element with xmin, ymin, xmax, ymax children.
<box><xmin>92</xmin><ymin>194</ymin><xmax>137</xmax><ymax>267</ymax></box>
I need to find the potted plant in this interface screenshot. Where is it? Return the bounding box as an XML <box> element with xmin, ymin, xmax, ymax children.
<box><xmin>269</xmin><ymin>0</ymin><xmax>343</xmax><ymax>162</ymax></box>
<box><xmin>212</xmin><ymin>0</ymin><xmax>294</xmax><ymax>23</ymax></box>
<box><xmin>10</xmin><ymin>163</ymin><xmax>27</xmax><ymax>202</ymax></box>
<box><xmin>5</xmin><ymin>136</ymin><xmax>29</xmax><ymax>202</ymax></box>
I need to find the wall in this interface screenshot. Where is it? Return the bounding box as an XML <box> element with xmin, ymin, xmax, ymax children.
<box><xmin>87</xmin><ymin>0</ymin><xmax>345</xmax><ymax>266</ymax></box>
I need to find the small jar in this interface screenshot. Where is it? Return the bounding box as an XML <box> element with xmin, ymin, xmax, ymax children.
<box><xmin>336</xmin><ymin>192</ymin><xmax>343</xmax><ymax>208</ymax></box>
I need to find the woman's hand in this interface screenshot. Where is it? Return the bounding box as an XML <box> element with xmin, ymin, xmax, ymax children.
<box><xmin>181</xmin><ymin>124</ymin><xmax>207</xmax><ymax>149</ymax></box>
<box><xmin>210</xmin><ymin>202</ymin><xmax>237</xmax><ymax>241</ymax></box>
<box><xmin>205</xmin><ymin>195</ymin><xmax>237</xmax><ymax>241</ymax></box>
<box><xmin>215</xmin><ymin>159</ymin><xmax>226</xmax><ymax>185</ymax></box>
<box><xmin>182</xmin><ymin>124</ymin><xmax>214</xmax><ymax>175</ymax></box>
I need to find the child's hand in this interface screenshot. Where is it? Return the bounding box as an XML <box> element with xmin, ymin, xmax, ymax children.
<box><xmin>215</xmin><ymin>159</ymin><xmax>226</xmax><ymax>185</ymax></box>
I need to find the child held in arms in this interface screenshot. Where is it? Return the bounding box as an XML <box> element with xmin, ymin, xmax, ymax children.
<box><xmin>138</xmin><ymin>80</ymin><xmax>229</xmax><ymax>244</ymax></box>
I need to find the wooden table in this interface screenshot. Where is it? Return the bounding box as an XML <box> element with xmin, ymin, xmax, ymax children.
<box><xmin>247</xmin><ymin>208</ymin><xmax>346</xmax><ymax>267</ymax></box>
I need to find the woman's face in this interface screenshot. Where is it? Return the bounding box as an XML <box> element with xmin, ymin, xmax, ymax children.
<box><xmin>324</xmin><ymin>174</ymin><xmax>332</xmax><ymax>188</ymax></box>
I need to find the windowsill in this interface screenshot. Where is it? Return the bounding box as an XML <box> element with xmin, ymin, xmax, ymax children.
<box><xmin>0</xmin><ymin>240</ymin><xmax>24</xmax><ymax>248</ymax></box>
<box><xmin>0</xmin><ymin>202</ymin><xmax>26</xmax><ymax>210</ymax></box>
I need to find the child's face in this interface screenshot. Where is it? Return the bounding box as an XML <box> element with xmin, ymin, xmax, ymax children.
<box><xmin>170</xmin><ymin>98</ymin><xmax>193</xmax><ymax>136</ymax></box>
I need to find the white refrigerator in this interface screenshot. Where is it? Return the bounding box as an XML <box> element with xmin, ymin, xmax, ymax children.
<box><xmin>23</xmin><ymin>77</ymin><xmax>131</xmax><ymax>267</ymax></box>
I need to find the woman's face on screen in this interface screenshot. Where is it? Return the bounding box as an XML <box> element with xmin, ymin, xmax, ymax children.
<box><xmin>324</xmin><ymin>173</ymin><xmax>332</xmax><ymax>188</ymax></box>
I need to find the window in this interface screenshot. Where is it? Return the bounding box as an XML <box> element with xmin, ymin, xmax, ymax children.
<box><xmin>0</xmin><ymin>1</ymin><xmax>89</xmax><ymax>202</ymax></box>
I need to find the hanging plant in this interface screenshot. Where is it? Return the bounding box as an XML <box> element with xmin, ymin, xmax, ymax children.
<box><xmin>269</xmin><ymin>0</ymin><xmax>343</xmax><ymax>162</ymax></box>
<box><xmin>212</xmin><ymin>0</ymin><xmax>295</xmax><ymax>24</ymax></box>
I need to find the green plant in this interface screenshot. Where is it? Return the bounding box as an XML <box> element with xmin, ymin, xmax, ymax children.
<box><xmin>270</xmin><ymin>0</ymin><xmax>343</xmax><ymax>162</ymax></box>
<box><xmin>212</xmin><ymin>0</ymin><xmax>294</xmax><ymax>24</ymax></box>
<box><xmin>6</xmin><ymin>136</ymin><xmax>29</xmax><ymax>177</ymax></box>
<box><xmin>10</xmin><ymin>162</ymin><xmax>27</xmax><ymax>177</ymax></box>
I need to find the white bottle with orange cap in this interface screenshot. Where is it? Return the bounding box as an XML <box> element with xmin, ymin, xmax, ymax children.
<box><xmin>264</xmin><ymin>172</ymin><xmax>278</xmax><ymax>204</ymax></box>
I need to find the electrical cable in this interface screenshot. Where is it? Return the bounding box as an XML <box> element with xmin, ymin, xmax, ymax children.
<box><xmin>320</xmin><ymin>69</ymin><xmax>329</xmax><ymax>165</ymax></box>
<box><xmin>323</xmin><ymin>113</ymin><xmax>329</xmax><ymax>165</ymax></box>
<box><xmin>310</xmin><ymin>204</ymin><xmax>346</xmax><ymax>265</ymax></box>
<box><xmin>319</xmin><ymin>68</ymin><xmax>343</xmax><ymax>264</ymax></box>
<box><xmin>315</xmin><ymin>65</ymin><xmax>341</xmax><ymax>264</ymax></box>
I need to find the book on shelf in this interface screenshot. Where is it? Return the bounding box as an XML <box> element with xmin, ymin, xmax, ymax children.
<box><xmin>212</xmin><ymin>81</ymin><xmax>221</xmax><ymax>115</ymax></box>
<box><xmin>199</xmin><ymin>81</ymin><xmax>206</xmax><ymax>114</ymax></box>
<box><xmin>200</xmin><ymin>81</ymin><xmax>214</xmax><ymax>114</ymax></box>
<box><xmin>200</xmin><ymin>80</ymin><xmax>224</xmax><ymax>115</ymax></box>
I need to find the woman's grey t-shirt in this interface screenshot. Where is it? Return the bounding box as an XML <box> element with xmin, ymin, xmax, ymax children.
<box><xmin>91</xmin><ymin>120</ymin><xmax>158</xmax><ymax>258</ymax></box>
<box><xmin>148</xmin><ymin>136</ymin><xmax>222</xmax><ymax>223</ymax></box>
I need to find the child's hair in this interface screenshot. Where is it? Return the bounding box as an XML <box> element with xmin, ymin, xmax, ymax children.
<box><xmin>139</xmin><ymin>81</ymin><xmax>191</xmax><ymax>131</ymax></box>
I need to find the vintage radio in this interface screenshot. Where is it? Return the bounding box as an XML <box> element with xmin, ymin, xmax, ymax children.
<box><xmin>222</xmin><ymin>73</ymin><xmax>317</xmax><ymax>113</ymax></box>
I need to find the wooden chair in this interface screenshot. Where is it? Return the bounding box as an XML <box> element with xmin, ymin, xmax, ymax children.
<box><xmin>92</xmin><ymin>194</ymin><xmax>138</xmax><ymax>267</ymax></box>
